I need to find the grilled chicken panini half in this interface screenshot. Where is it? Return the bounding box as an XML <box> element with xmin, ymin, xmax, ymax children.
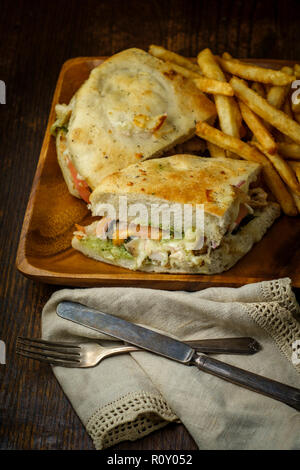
<box><xmin>52</xmin><ymin>48</ymin><xmax>216</xmax><ymax>202</ymax></box>
<box><xmin>72</xmin><ymin>155</ymin><xmax>280</xmax><ymax>274</ymax></box>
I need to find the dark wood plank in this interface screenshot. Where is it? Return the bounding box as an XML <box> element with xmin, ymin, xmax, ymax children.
<box><xmin>0</xmin><ymin>0</ymin><xmax>299</xmax><ymax>451</ymax></box>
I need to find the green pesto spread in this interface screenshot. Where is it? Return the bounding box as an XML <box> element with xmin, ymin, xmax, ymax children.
<box><xmin>79</xmin><ymin>237</ymin><xmax>133</xmax><ymax>260</ymax></box>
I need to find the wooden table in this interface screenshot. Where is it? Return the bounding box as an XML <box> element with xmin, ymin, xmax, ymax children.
<box><xmin>1</xmin><ymin>0</ymin><xmax>299</xmax><ymax>450</ymax></box>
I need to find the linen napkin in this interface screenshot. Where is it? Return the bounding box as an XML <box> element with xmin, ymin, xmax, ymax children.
<box><xmin>41</xmin><ymin>277</ymin><xmax>300</xmax><ymax>450</ymax></box>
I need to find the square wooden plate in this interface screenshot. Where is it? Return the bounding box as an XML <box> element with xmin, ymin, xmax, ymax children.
<box><xmin>16</xmin><ymin>57</ymin><xmax>300</xmax><ymax>290</ymax></box>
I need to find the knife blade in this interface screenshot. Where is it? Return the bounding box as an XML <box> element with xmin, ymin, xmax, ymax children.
<box><xmin>57</xmin><ymin>301</ymin><xmax>300</xmax><ymax>410</ymax></box>
<box><xmin>57</xmin><ymin>301</ymin><xmax>194</xmax><ymax>363</ymax></box>
<box><xmin>56</xmin><ymin>301</ymin><xmax>259</xmax><ymax>355</ymax></box>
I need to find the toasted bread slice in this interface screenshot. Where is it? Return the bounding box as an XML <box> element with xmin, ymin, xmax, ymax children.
<box><xmin>59</xmin><ymin>48</ymin><xmax>216</xmax><ymax>191</ymax></box>
<box><xmin>90</xmin><ymin>154</ymin><xmax>262</xmax><ymax>245</ymax></box>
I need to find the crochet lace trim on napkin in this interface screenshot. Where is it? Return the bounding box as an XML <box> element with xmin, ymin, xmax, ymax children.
<box><xmin>86</xmin><ymin>391</ymin><xmax>178</xmax><ymax>450</ymax></box>
<box><xmin>259</xmin><ymin>278</ymin><xmax>300</xmax><ymax>320</ymax></box>
<box><xmin>244</xmin><ymin>301</ymin><xmax>300</xmax><ymax>374</ymax></box>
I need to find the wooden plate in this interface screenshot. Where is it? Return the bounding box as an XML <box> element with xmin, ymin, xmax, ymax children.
<box><xmin>16</xmin><ymin>57</ymin><xmax>300</xmax><ymax>290</ymax></box>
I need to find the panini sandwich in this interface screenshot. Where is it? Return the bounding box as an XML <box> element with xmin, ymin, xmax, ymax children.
<box><xmin>52</xmin><ymin>48</ymin><xmax>216</xmax><ymax>202</ymax></box>
<box><xmin>72</xmin><ymin>155</ymin><xmax>280</xmax><ymax>273</ymax></box>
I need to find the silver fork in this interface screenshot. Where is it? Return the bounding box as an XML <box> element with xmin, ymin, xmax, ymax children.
<box><xmin>16</xmin><ymin>336</ymin><xmax>260</xmax><ymax>368</ymax></box>
<box><xmin>16</xmin><ymin>337</ymin><xmax>140</xmax><ymax>368</ymax></box>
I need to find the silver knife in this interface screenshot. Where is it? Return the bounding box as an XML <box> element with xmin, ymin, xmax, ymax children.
<box><xmin>57</xmin><ymin>301</ymin><xmax>300</xmax><ymax>410</ymax></box>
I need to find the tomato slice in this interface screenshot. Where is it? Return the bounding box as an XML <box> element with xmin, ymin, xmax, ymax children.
<box><xmin>66</xmin><ymin>158</ymin><xmax>91</xmax><ymax>203</ymax></box>
<box><xmin>112</xmin><ymin>223</ymin><xmax>163</xmax><ymax>245</ymax></box>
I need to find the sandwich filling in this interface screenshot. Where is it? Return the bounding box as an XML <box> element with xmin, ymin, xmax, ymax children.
<box><xmin>73</xmin><ymin>186</ymin><xmax>269</xmax><ymax>271</ymax></box>
<box><xmin>52</xmin><ymin>98</ymin><xmax>92</xmax><ymax>202</ymax></box>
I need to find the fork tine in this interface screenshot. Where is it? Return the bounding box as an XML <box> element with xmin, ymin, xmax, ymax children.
<box><xmin>16</xmin><ymin>345</ymin><xmax>81</xmax><ymax>362</ymax></box>
<box><xmin>17</xmin><ymin>337</ymin><xmax>80</xmax><ymax>356</ymax></box>
<box><xmin>16</xmin><ymin>348</ymin><xmax>80</xmax><ymax>367</ymax></box>
<box><xmin>17</xmin><ymin>336</ymin><xmax>80</xmax><ymax>350</ymax></box>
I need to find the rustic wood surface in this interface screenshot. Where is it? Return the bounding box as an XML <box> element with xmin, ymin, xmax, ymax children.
<box><xmin>1</xmin><ymin>0</ymin><xmax>300</xmax><ymax>450</ymax></box>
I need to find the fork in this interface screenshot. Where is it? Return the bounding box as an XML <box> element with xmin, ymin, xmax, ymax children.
<box><xmin>16</xmin><ymin>336</ymin><xmax>260</xmax><ymax>368</ymax></box>
<box><xmin>16</xmin><ymin>337</ymin><xmax>140</xmax><ymax>368</ymax></box>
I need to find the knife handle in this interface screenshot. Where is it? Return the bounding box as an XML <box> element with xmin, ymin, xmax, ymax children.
<box><xmin>185</xmin><ymin>337</ymin><xmax>260</xmax><ymax>355</ymax></box>
<box><xmin>192</xmin><ymin>354</ymin><xmax>300</xmax><ymax>411</ymax></box>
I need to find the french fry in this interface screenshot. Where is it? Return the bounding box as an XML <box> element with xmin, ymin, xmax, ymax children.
<box><xmin>149</xmin><ymin>45</ymin><xmax>201</xmax><ymax>73</ymax></box>
<box><xmin>251</xmin><ymin>82</ymin><xmax>272</xmax><ymax>131</ymax></box>
<box><xmin>222</xmin><ymin>52</ymin><xmax>233</xmax><ymax>60</ymax></box>
<box><xmin>221</xmin><ymin>52</ymin><xmax>248</xmax><ymax>64</ymax></box>
<box><xmin>164</xmin><ymin>61</ymin><xmax>201</xmax><ymax>79</ymax></box>
<box><xmin>283</xmin><ymin>96</ymin><xmax>293</xmax><ymax>118</ymax></box>
<box><xmin>291</xmin><ymin>74</ymin><xmax>300</xmax><ymax>113</ymax></box>
<box><xmin>206</xmin><ymin>141</ymin><xmax>226</xmax><ymax>158</ymax></box>
<box><xmin>278</xmin><ymin>143</ymin><xmax>300</xmax><ymax>160</ymax></box>
<box><xmin>216</xmin><ymin>95</ymin><xmax>242</xmax><ymax>147</ymax></box>
<box><xmin>195</xmin><ymin>122</ymin><xmax>297</xmax><ymax>214</ymax></box>
<box><xmin>291</xmin><ymin>70</ymin><xmax>300</xmax><ymax>113</ymax></box>
<box><xmin>230</xmin><ymin>77</ymin><xmax>300</xmax><ymax>145</ymax></box>
<box><xmin>266</xmin><ymin>67</ymin><xmax>293</xmax><ymax>109</ymax></box>
<box><xmin>290</xmin><ymin>191</ymin><xmax>300</xmax><ymax>213</ymax></box>
<box><xmin>226</xmin><ymin>152</ymin><xmax>243</xmax><ymax>160</ymax></box>
<box><xmin>281</xmin><ymin>96</ymin><xmax>294</xmax><ymax>143</ymax></box>
<box><xmin>231</xmin><ymin>95</ymin><xmax>243</xmax><ymax>128</ymax></box>
<box><xmin>252</xmin><ymin>141</ymin><xmax>300</xmax><ymax>196</ymax></box>
<box><xmin>239</xmin><ymin>101</ymin><xmax>277</xmax><ymax>154</ymax></box>
<box><xmin>288</xmin><ymin>160</ymin><xmax>300</xmax><ymax>181</ymax></box>
<box><xmin>197</xmin><ymin>49</ymin><xmax>240</xmax><ymax>139</ymax></box>
<box><xmin>195</xmin><ymin>121</ymin><xmax>267</xmax><ymax>164</ymax></box>
<box><xmin>194</xmin><ymin>77</ymin><xmax>234</xmax><ymax>96</ymax></box>
<box><xmin>281</xmin><ymin>66</ymin><xmax>294</xmax><ymax>75</ymax></box>
<box><xmin>261</xmin><ymin>164</ymin><xmax>298</xmax><ymax>216</ymax></box>
<box><xmin>217</xmin><ymin>57</ymin><xmax>296</xmax><ymax>85</ymax></box>
<box><xmin>287</xmin><ymin>160</ymin><xmax>300</xmax><ymax>212</ymax></box>
<box><xmin>221</xmin><ymin>51</ymin><xmax>244</xmax><ymax>75</ymax></box>
<box><xmin>197</xmin><ymin>49</ymin><xmax>228</xmax><ymax>81</ymax></box>
<box><xmin>251</xmin><ymin>82</ymin><xmax>265</xmax><ymax>98</ymax></box>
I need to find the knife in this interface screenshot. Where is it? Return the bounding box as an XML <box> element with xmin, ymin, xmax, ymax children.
<box><xmin>160</xmin><ymin>337</ymin><xmax>260</xmax><ymax>355</ymax></box>
<box><xmin>57</xmin><ymin>301</ymin><xmax>300</xmax><ymax>410</ymax></box>
<box><xmin>55</xmin><ymin>303</ymin><xmax>259</xmax><ymax>355</ymax></box>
